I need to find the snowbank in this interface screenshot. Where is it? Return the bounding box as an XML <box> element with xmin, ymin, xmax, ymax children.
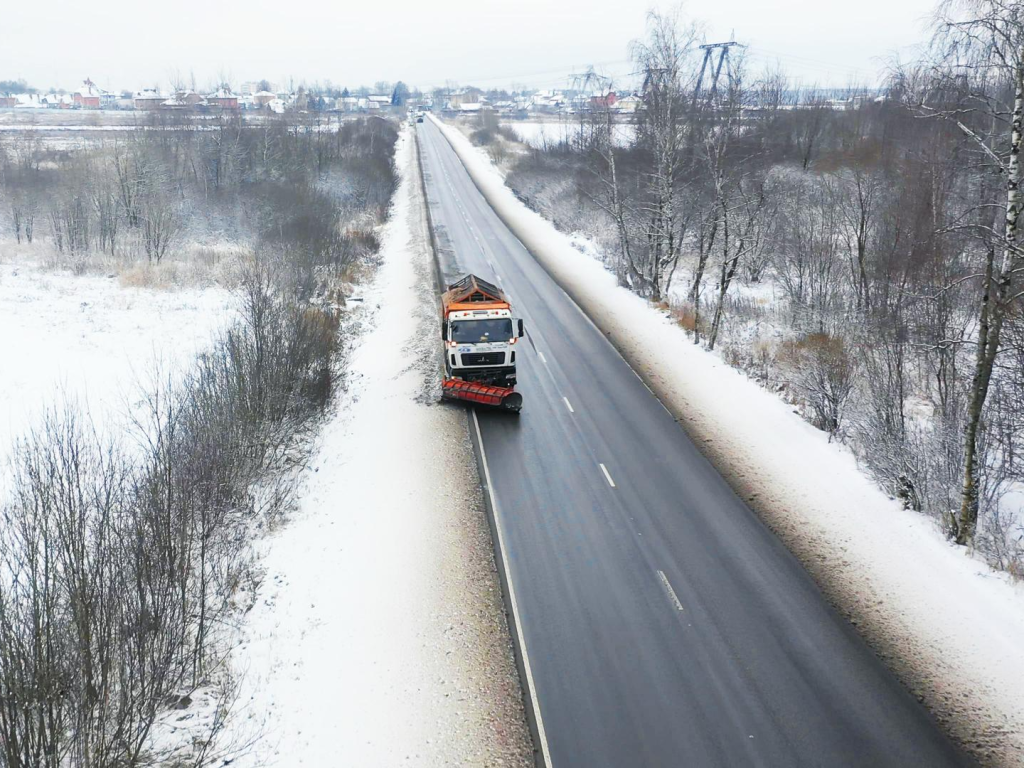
<box><xmin>222</xmin><ymin>128</ymin><xmax>532</xmax><ymax>766</ymax></box>
<box><xmin>431</xmin><ymin>114</ymin><xmax>1024</xmax><ymax>765</ymax></box>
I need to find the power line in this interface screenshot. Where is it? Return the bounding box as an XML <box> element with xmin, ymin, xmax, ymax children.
<box><xmin>432</xmin><ymin>58</ymin><xmax>633</xmax><ymax>88</ymax></box>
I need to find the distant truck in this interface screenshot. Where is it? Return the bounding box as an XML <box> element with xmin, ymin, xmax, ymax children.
<box><xmin>440</xmin><ymin>274</ymin><xmax>524</xmax><ymax>412</ymax></box>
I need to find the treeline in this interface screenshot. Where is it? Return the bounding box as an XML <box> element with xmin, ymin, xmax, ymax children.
<box><xmin>0</xmin><ymin>113</ymin><xmax>398</xmax><ymax>272</ymax></box>
<box><xmin>491</xmin><ymin>6</ymin><xmax>1024</xmax><ymax>573</ymax></box>
<box><xmin>0</xmin><ymin>116</ymin><xmax>398</xmax><ymax>765</ymax></box>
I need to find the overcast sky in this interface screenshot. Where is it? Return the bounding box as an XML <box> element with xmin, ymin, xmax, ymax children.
<box><xmin>2</xmin><ymin>0</ymin><xmax>938</xmax><ymax>93</ymax></box>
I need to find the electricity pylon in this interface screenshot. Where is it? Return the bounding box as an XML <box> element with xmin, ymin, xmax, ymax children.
<box><xmin>694</xmin><ymin>41</ymin><xmax>745</xmax><ymax>107</ymax></box>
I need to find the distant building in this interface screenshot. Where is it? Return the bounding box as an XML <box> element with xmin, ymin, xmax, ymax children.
<box><xmin>14</xmin><ymin>93</ymin><xmax>46</xmax><ymax>109</ymax></box>
<box><xmin>590</xmin><ymin>91</ymin><xmax>618</xmax><ymax>110</ymax></box>
<box><xmin>448</xmin><ymin>88</ymin><xmax>484</xmax><ymax>108</ymax></box>
<box><xmin>613</xmin><ymin>95</ymin><xmax>641</xmax><ymax>113</ymax></box>
<box><xmin>241</xmin><ymin>81</ymin><xmax>276</xmax><ymax>96</ymax></box>
<box><xmin>253</xmin><ymin>90</ymin><xmax>276</xmax><ymax>107</ymax></box>
<box><xmin>157</xmin><ymin>90</ymin><xmax>204</xmax><ymax>110</ymax></box>
<box><xmin>134</xmin><ymin>89</ymin><xmax>165</xmax><ymax>110</ymax></box>
<box><xmin>74</xmin><ymin>79</ymin><xmax>106</xmax><ymax>109</ymax></box>
<box><xmin>207</xmin><ymin>89</ymin><xmax>239</xmax><ymax>110</ymax></box>
<box><xmin>530</xmin><ymin>90</ymin><xmax>567</xmax><ymax>113</ymax></box>
<box><xmin>41</xmin><ymin>93</ymin><xmax>74</xmax><ymax>109</ymax></box>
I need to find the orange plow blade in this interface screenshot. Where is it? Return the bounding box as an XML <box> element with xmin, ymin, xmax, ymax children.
<box><xmin>442</xmin><ymin>378</ymin><xmax>523</xmax><ymax>413</ymax></box>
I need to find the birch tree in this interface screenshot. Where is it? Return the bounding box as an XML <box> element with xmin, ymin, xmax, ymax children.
<box><xmin>631</xmin><ymin>10</ymin><xmax>701</xmax><ymax>302</ymax></box>
<box><xmin>930</xmin><ymin>0</ymin><xmax>1024</xmax><ymax>543</ymax></box>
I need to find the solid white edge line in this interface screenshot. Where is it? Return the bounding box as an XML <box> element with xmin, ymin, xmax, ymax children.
<box><xmin>473</xmin><ymin>411</ymin><xmax>553</xmax><ymax>767</ymax></box>
<box><xmin>563</xmin><ymin>396</ymin><xmax>574</xmax><ymax>414</ymax></box>
<box><xmin>599</xmin><ymin>463</ymin><xmax>616</xmax><ymax>488</ymax></box>
<box><xmin>657</xmin><ymin>570</ymin><xmax>685</xmax><ymax>613</ymax></box>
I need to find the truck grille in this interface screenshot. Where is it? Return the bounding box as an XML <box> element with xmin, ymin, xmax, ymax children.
<box><xmin>461</xmin><ymin>352</ymin><xmax>504</xmax><ymax>366</ymax></box>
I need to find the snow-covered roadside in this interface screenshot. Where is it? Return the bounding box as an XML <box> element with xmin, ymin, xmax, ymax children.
<box><xmin>221</xmin><ymin>128</ymin><xmax>533</xmax><ymax>767</ymax></box>
<box><xmin>0</xmin><ymin>261</ymin><xmax>232</xmax><ymax>466</ymax></box>
<box><xmin>431</xmin><ymin>114</ymin><xmax>1024</xmax><ymax>765</ymax></box>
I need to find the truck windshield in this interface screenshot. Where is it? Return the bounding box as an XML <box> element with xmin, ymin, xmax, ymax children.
<box><xmin>451</xmin><ymin>318</ymin><xmax>513</xmax><ymax>343</ymax></box>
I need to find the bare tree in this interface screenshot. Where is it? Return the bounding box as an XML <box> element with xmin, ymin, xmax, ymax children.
<box><xmin>630</xmin><ymin>10</ymin><xmax>702</xmax><ymax>302</ymax></box>
<box><xmin>927</xmin><ymin>0</ymin><xmax>1024</xmax><ymax>543</ymax></box>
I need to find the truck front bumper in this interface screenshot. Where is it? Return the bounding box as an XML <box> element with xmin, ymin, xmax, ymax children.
<box><xmin>450</xmin><ymin>365</ymin><xmax>517</xmax><ymax>386</ymax></box>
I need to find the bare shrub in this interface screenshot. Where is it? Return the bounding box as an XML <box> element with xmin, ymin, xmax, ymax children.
<box><xmin>778</xmin><ymin>332</ymin><xmax>857</xmax><ymax>438</ymax></box>
<box><xmin>469</xmin><ymin>110</ymin><xmax>518</xmax><ymax>147</ymax></box>
<box><xmin>752</xmin><ymin>339</ymin><xmax>777</xmax><ymax>384</ymax></box>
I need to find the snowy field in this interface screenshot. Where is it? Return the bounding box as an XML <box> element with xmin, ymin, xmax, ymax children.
<box><xmin>433</xmin><ymin>114</ymin><xmax>1024</xmax><ymax>765</ymax></box>
<box><xmin>503</xmin><ymin>119</ymin><xmax>635</xmax><ymax>148</ymax></box>
<box><xmin>0</xmin><ymin>257</ymin><xmax>232</xmax><ymax>471</ymax></box>
<box><xmin>221</xmin><ymin>128</ymin><xmax>532</xmax><ymax>766</ymax></box>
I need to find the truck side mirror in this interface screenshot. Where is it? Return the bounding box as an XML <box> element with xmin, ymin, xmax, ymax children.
<box><xmin>441</xmin><ymin>320</ymin><xmax>448</xmax><ymax>340</ymax></box>
<box><xmin>518</xmin><ymin>319</ymin><xmax>525</xmax><ymax>338</ymax></box>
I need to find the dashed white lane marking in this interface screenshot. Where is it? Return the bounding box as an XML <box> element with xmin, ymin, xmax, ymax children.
<box><xmin>657</xmin><ymin>570</ymin><xmax>685</xmax><ymax>612</ymax></box>
<box><xmin>599</xmin><ymin>463</ymin><xmax>616</xmax><ymax>488</ymax></box>
<box><xmin>538</xmin><ymin>351</ymin><xmax>548</xmax><ymax>364</ymax></box>
<box><xmin>472</xmin><ymin>412</ymin><xmax>553</xmax><ymax>767</ymax></box>
<box><xmin>563</xmin><ymin>397</ymin><xmax>574</xmax><ymax>414</ymax></box>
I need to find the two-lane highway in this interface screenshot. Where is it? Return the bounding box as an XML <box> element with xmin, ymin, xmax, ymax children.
<box><xmin>416</xmin><ymin>118</ymin><xmax>967</xmax><ymax>767</ymax></box>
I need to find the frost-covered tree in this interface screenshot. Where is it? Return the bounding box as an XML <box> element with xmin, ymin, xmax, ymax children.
<box><xmin>925</xmin><ymin>0</ymin><xmax>1024</xmax><ymax>543</ymax></box>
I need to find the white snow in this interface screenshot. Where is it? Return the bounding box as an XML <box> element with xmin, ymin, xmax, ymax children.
<box><xmin>503</xmin><ymin>120</ymin><xmax>635</xmax><ymax>149</ymax></box>
<box><xmin>431</xmin><ymin>114</ymin><xmax>1024</xmax><ymax>764</ymax></box>
<box><xmin>0</xmin><ymin>260</ymin><xmax>232</xmax><ymax>470</ymax></box>
<box><xmin>221</xmin><ymin>128</ymin><xmax>532</xmax><ymax>766</ymax></box>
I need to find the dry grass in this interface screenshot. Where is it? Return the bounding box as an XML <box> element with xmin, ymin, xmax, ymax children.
<box><xmin>671</xmin><ymin>304</ymin><xmax>699</xmax><ymax>333</ymax></box>
<box><xmin>1</xmin><ymin>235</ymin><xmax>248</xmax><ymax>291</ymax></box>
<box><xmin>117</xmin><ymin>246</ymin><xmax>247</xmax><ymax>291</ymax></box>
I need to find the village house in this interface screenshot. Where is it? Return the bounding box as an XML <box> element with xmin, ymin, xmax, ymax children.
<box><xmin>206</xmin><ymin>89</ymin><xmax>239</xmax><ymax>110</ymax></box>
<box><xmin>448</xmin><ymin>88</ymin><xmax>484</xmax><ymax>108</ymax></box>
<box><xmin>613</xmin><ymin>94</ymin><xmax>641</xmax><ymax>113</ymax></box>
<box><xmin>13</xmin><ymin>94</ymin><xmax>45</xmax><ymax>108</ymax></box>
<box><xmin>158</xmin><ymin>90</ymin><xmax>204</xmax><ymax>111</ymax></box>
<box><xmin>253</xmin><ymin>90</ymin><xmax>276</xmax><ymax>107</ymax></box>
<box><xmin>590</xmin><ymin>91</ymin><xmax>618</xmax><ymax>110</ymax></box>
<box><xmin>134</xmin><ymin>89</ymin><xmax>165</xmax><ymax>110</ymax></box>
<box><xmin>73</xmin><ymin>78</ymin><xmax>106</xmax><ymax>109</ymax></box>
<box><xmin>529</xmin><ymin>89</ymin><xmax>567</xmax><ymax>113</ymax></box>
<box><xmin>42</xmin><ymin>93</ymin><xmax>75</xmax><ymax>109</ymax></box>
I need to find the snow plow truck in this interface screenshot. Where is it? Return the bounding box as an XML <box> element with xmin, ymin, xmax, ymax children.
<box><xmin>440</xmin><ymin>274</ymin><xmax>524</xmax><ymax>413</ymax></box>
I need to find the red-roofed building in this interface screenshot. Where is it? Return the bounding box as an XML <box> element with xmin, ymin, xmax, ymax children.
<box><xmin>590</xmin><ymin>91</ymin><xmax>618</xmax><ymax>110</ymax></box>
<box><xmin>74</xmin><ymin>78</ymin><xmax>105</xmax><ymax>109</ymax></box>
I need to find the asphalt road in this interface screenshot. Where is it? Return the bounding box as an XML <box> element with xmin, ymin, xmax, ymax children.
<box><xmin>415</xmin><ymin>118</ymin><xmax>968</xmax><ymax>768</ymax></box>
